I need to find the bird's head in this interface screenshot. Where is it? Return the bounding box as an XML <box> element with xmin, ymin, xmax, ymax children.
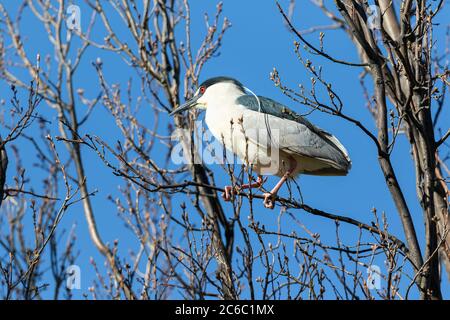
<box><xmin>169</xmin><ymin>76</ymin><xmax>245</xmax><ymax>116</ymax></box>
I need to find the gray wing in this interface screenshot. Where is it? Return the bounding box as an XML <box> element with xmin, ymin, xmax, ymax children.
<box><xmin>236</xmin><ymin>95</ymin><xmax>351</xmax><ymax>173</ymax></box>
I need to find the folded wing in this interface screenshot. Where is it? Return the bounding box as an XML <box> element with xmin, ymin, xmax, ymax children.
<box><xmin>236</xmin><ymin>95</ymin><xmax>352</xmax><ymax>175</ymax></box>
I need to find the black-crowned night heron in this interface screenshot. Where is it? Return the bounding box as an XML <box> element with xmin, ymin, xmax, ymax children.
<box><xmin>170</xmin><ymin>77</ymin><xmax>351</xmax><ymax>209</ymax></box>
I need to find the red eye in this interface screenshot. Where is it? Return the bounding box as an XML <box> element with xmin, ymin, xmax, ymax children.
<box><xmin>199</xmin><ymin>86</ymin><xmax>206</xmax><ymax>94</ymax></box>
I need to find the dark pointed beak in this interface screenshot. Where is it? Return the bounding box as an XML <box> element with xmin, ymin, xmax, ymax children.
<box><xmin>169</xmin><ymin>95</ymin><xmax>200</xmax><ymax>116</ymax></box>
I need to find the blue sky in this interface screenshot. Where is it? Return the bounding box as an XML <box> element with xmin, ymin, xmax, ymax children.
<box><xmin>0</xmin><ymin>0</ymin><xmax>449</xmax><ymax>299</ymax></box>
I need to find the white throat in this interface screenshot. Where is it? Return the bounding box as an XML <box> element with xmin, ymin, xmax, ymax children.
<box><xmin>203</xmin><ymin>83</ymin><xmax>245</xmax><ymax>109</ymax></box>
<box><xmin>203</xmin><ymin>83</ymin><xmax>247</xmax><ymax>151</ymax></box>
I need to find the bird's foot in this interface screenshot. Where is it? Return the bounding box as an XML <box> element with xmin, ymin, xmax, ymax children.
<box><xmin>222</xmin><ymin>185</ymin><xmax>239</xmax><ymax>201</ymax></box>
<box><xmin>263</xmin><ymin>192</ymin><xmax>276</xmax><ymax>209</ymax></box>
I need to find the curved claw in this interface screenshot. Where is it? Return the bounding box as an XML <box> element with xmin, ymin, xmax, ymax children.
<box><xmin>222</xmin><ymin>185</ymin><xmax>238</xmax><ymax>201</ymax></box>
<box><xmin>263</xmin><ymin>193</ymin><xmax>275</xmax><ymax>209</ymax></box>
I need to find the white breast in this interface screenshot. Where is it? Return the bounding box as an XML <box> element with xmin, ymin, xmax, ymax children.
<box><xmin>205</xmin><ymin>103</ymin><xmax>287</xmax><ymax>176</ymax></box>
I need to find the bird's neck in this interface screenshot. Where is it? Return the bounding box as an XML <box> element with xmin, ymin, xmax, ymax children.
<box><xmin>204</xmin><ymin>84</ymin><xmax>246</xmax><ymax>137</ymax></box>
<box><xmin>204</xmin><ymin>90</ymin><xmax>245</xmax><ymax>136</ymax></box>
<box><xmin>207</xmin><ymin>87</ymin><xmax>245</xmax><ymax>111</ymax></box>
